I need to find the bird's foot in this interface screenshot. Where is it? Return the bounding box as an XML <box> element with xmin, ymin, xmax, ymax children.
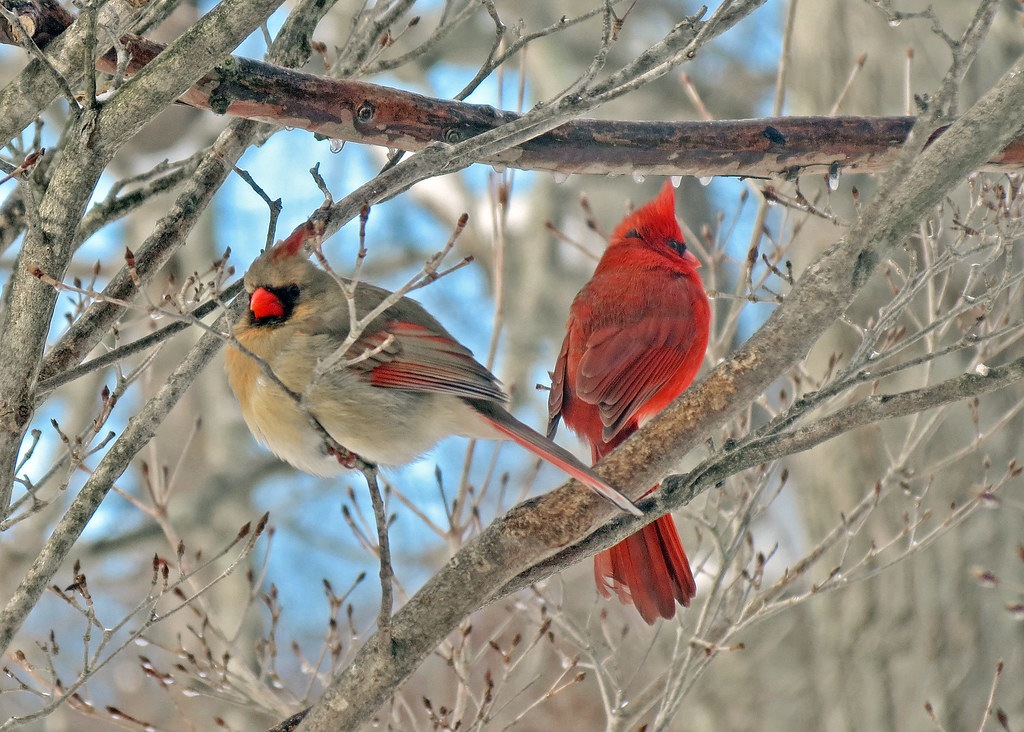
<box><xmin>326</xmin><ymin>443</ymin><xmax>361</xmax><ymax>469</ymax></box>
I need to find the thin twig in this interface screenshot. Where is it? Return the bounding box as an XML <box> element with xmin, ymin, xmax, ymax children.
<box><xmin>360</xmin><ymin>466</ymin><xmax>394</xmax><ymax>660</ymax></box>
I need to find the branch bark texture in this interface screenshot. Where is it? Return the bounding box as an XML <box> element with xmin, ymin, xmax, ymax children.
<box><xmin>4</xmin><ymin>4</ymin><xmax>1024</xmax><ymax>178</ymax></box>
<box><xmin>76</xmin><ymin>37</ymin><xmax>1024</xmax><ymax>177</ymax></box>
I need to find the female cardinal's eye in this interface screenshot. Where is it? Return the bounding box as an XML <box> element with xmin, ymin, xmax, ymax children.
<box><xmin>283</xmin><ymin>284</ymin><xmax>300</xmax><ymax>304</ymax></box>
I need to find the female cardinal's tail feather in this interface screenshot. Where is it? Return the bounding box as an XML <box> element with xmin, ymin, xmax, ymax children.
<box><xmin>594</xmin><ymin>508</ymin><xmax>695</xmax><ymax>623</ymax></box>
<box><xmin>474</xmin><ymin>405</ymin><xmax>642</xmax><ymax>517</ymax></box>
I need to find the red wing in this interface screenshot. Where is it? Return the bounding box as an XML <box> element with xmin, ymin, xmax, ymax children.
<box><xmin>357</xmin><ymin>321</ymin><xmax>507</xmax><ymax>404</ymax></box>
<box><xmin>576</xmin><ymin>317</ymin><xmax>700</xmax><ymax>442</ymax></box>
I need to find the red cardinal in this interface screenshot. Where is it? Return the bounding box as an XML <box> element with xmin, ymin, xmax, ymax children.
<box><xmin>548</xmin><ymin>182</ymin><xmax>711</xmax><ymax>622</ymax></box>
<box><xmin>225</xmin><ymin>222</ymin><xmax>640</xmax><ymax>517</ymax></box>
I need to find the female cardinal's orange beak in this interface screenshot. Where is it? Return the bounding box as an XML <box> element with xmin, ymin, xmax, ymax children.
<box><xmin>250</xmin><ymin>287</ymin><xmax>285</xmax><ymax>319</ymax></box>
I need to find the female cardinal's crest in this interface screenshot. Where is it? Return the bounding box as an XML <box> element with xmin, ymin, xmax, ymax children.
<box><xmin>269</xmin><ymin>223</ymin><xmax>315</xmax><ymax>262</ymax></box>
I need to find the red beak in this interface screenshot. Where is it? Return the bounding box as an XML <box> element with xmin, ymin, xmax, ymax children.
<box><xmin>250</xmin><ymin>287</ymin><xmax>285</xmax><ymax>319</ymax></box>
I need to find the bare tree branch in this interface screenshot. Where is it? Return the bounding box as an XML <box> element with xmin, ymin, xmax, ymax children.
<box><xmin>0</xmin><ymin>0</ymin><xmax>287</xmax><ymax>522</ymax></box>
<box><xmin>4</xmin><ymin>3</ymin><xmax>1023</xmax><ymax>179</ymax></box>
<box><xmin>0</xmin><ymin>0</ymin><xmax>148</xmax><ymax>147</ymax></box>
<box><xmin>0</xmin><ymin>306</ymin><xmax>236</xmax><ymax>656</ymax></box>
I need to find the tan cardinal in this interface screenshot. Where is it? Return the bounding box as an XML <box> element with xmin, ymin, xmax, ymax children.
<box><xmin>225</xmin><ymin>222</ymin><xmax>641</xmax><ymax>517</ymax></box>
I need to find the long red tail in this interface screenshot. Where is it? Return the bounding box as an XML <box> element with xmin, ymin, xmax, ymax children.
<box><xmin>593</xmin><ymin>492</ymin><xmax>695</xmax><ymax>623</ymax></box>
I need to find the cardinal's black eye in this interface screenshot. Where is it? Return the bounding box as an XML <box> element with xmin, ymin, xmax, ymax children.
<box><xmin>667</xmin><ymin>237</ymin><xmax>687</xmax><ymax>257</ymax></box>
<box><xmin>281</xmin><ymin>284</ymin><xmax>300</xmax><ymax>305</ymax></box>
